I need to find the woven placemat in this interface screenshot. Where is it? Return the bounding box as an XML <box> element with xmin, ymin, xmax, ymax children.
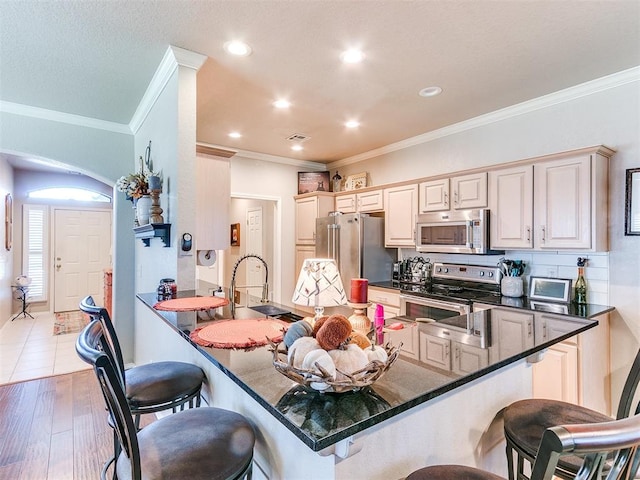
<box><xmin>190</xmin><ymin>318</ymin><xmax>289</xmax><ymax>349</ymax></box>
<box><xmin>154</xmin><ymin>296</ymin><xmax>229</xmax><ymax>311</ymax></box>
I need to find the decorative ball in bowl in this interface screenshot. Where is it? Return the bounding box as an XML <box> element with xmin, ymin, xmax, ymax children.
<box><xmin>270</xmin><ymin>315</ymin><xmax>401</xmax><ymax>394</ymax></box>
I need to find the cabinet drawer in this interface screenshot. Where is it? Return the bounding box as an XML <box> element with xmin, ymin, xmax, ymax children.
<box><xmin>368</xmin><ymin>287</ymin><xmax>400</xmax><ymax>307</ymax></box>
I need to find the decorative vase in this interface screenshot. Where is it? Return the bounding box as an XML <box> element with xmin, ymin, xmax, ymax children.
<box><xmin>136</xmin><ymin>195</ymin><xmax>152</xmax><ymax>225</ymax></box>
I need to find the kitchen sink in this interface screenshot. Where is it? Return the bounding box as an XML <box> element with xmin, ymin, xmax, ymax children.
<box><xmin>249</xmin><ymin>304</ymin><xmax>291</xmax><ymax>317</ymax></box>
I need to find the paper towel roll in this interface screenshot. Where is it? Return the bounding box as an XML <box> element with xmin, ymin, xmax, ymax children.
<box><xmin>197</xmin><ymin>250</ymin><xmax>216</xmax><ymax>267</ymax></box>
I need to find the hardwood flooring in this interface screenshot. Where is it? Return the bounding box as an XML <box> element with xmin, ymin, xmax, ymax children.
<box><xmin>0</xmin><ymin>370</ymin><xmax>154</xmax><ymax>480</ymax></box>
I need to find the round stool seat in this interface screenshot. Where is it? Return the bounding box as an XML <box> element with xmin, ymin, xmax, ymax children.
<box><xmin>407</xmin><ymin>465</ymin><xmax>505</xmax><ymax>480</ymax></box>
<box><xmin>503</xmin><ymin>398</ymin><xmax>612</xmax><ymax>474</ymax></box>
<box><xmin>125</xmin><ymin>361</ymin><xmax>204</xmax><ymax>409</ymax></box>
<box><xmin>116</xmin><ymin>407</ymin><xmax>255</xmax><ymax>480</ymax></box>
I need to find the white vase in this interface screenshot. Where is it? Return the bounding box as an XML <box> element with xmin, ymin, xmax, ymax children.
<box><xmin>136</xmin><ymin>195</ymin><xmax>152</xmax><ymax>225</ymax></box>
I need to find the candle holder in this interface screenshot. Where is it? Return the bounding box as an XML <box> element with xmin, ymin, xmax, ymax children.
<box><xmin>149</xmin><ymin>189</ymin><xmax>164</xmax><ymax>224</ymax></box>
<box><xmin>347</xmin><ymin>301</ymin><xmax>371</xmax><ymax>336</ymax></box>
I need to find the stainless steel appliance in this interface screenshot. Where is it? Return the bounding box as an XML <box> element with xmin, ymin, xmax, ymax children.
<box><xmin>398</xmin><ymin>262</ymin><xmax>503</xmax><ymax>347</ymax></box>
<box><xmin>394</xmin><ymin>257</ymin><xmax>431</xmax><ymax>284</ymax></box>
<box><xmin>316</xmin><ymin>212</ymin><xmax>397</xmax><ymax>287</ymax></box>
<box><xmin>415</xmin><ymin>208</ymin><xmax>503</xmax><ymax>255</ymax></box>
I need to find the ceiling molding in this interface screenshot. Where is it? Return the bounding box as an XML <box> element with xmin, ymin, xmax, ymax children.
<box><xmin>129</xmin><ymin>45</ymin><xmax>207</xmax><ymax>134</ymax></box>
<box><xmin>198</xmin><ymin>142</ymin><xmax>327</xmax><ymax>170</ymax></box>
<box><xmin>196</xmin><ymin>144</ymin><xmax>236</xmax><ymax>158</ymax></box>
<box><xmin>0</xmin><ymin>100</ymin><xmax>131</xmax><ymax>134</ymax></box>
<box><xmin>329</xmin><ymin>66</ymin><xmax>640</xmax><ymax>169</ymax></box>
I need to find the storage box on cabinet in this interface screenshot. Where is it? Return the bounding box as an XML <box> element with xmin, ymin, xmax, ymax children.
<box><xmin>335</xmin><ymin>189</ymin><xmax>384</xmax><ymax>213</ymax></box>
<box><xmin>418</xmin><ymin>172</ymin><xmax>487</xmax><ymax>213</ymax></box>
<box><xmin>489</xmin><ymin>146</ymin><xmax>612</xmax><ymax>252</ymax></box>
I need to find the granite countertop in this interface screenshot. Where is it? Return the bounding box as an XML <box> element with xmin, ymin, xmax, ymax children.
<box><xmin>369</xmin><ymin>281</ymin><xmax>614</xmax><ymax>319</ymax></box>
<box><xmin>137</xmin><ymin>286</ymin><xmax>599</xmax><ymax>452</ymax></box>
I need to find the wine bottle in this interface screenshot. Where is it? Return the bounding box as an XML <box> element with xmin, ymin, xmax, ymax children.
<box><xmin>574</xmin><ymin>257</ymin><xmax>587</xmax><ymax>305</ymax></box>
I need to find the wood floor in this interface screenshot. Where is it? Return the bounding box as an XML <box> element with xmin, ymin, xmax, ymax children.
<box><xmin>0</xmin><ymin>370</ymin><xmax>153</xmax><ymax>480</ymax></box>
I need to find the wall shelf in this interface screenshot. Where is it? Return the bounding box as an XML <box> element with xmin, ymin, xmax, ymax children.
<box><xmin>133</xmin><ymin>223</ymin><xmax>171</xmax><ymax>247</ymax></box>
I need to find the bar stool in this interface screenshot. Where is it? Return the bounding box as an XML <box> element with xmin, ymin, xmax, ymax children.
<box><xmin>406</xmin><ymin>413</ymin><xmax>640</xmax><ymax>480</ymax></box>
<box><xmin>503</xmin><ymin>347</ymin><xmax>640</xmax><ymax>480</ymax></box>
<box><xmin>77</xmin><ymin>320</ymin><xmax>255</xmax><ymax>480</ymax></box>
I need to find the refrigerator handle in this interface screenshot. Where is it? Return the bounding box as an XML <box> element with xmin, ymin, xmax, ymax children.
<box><xmin>328</xmin><ymin>224</ymin><xmax>340</xmax><ymax>267</ymax></box>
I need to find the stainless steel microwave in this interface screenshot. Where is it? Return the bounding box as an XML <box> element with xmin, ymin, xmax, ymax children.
<box><xmin>415</xmin><ymin>208</ymin><xmax>503</xmax><ymax>254</ymax></box>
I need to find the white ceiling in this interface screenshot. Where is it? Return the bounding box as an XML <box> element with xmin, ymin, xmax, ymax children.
<box><xmin>1</xmin><ymin>0</ymin><xmax>639</xmax><ymax>169</ymax></box>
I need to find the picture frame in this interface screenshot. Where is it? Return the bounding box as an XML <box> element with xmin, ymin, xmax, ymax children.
<box><xmin>625</xmin><ymin>167</ymin><xmax>640</xmax><ymax>236</ymax></box>
<box><xmin>344</xmin><ymin>172</ymin><xmax>368</xmax><ymax>191</ymax></box>
<box><xmin>4</xmin><ymin>193</ymin><xmax>12</xmax><ymax>251</ymax></box>
<box><xmin>230</xmin><ymin>223</ymin><xmax>240</xmax><ymax>246</ymax></box>
<box><xmin>298</xmin><ymin>172</ymin><xmax>330</xmax><ymax>195</ymax></box>
<box><xmin>529</xmin><ymin>276</ymin><xmax>572</xmax><ymax>304</ymax></box>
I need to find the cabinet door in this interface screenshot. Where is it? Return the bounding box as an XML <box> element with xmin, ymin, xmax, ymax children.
<box><xmin>452</xmin><ymin>172</ymin><xmax>487</xmax><ymax>210</ymax></box>
<box><xmin>489</xmin><ymin>165</ymin><xmax>533</xmax><ymax>249</ymax></box>
<box><xmin>453</xmin><ymin>343</ymin><xmax>489</xmax><ymax>375</ymax></box>
<box><xmin>532</xmin><ymin>342</ymin><xmax>578</xmax><ymax>404</ymax></box>
<box><xmin>196</xmin><ymin>154</ymin><xmax>230</xmax><ymax>250</ymax></box>
<box><xmin>419</xmin><ymin>332</ymin><xmax>450</xmax><ymax>369</ymax></box>
<box><xmin>368</xmin><ymin>304</ymin><xmax>400</xmax><ymax>319</ymax></box>
<box><xmin>419</xmin><ymin>179</ymin><xmax>449</xmax><ymax>212</ymax></box>
<box><xmin>490</xmin><ymin>308</ymin><xmax>534</xmax><ymax>361</ymax></box>
<box><xmin>295</xmin><ymin>245</ymin><xmax>316</xmax><ymax>280</ymax></box>
<box><xmin>335</xmin><ymin>194</ymin><xmax>356</xmax><ymax>213</ymax></box>
<box><xmin>368</xmin><ymin>287</ymin><xmax>400</xmax><ymax>308</ymax></box>
<box><xmin>384</xmin><ymin>184</ymin><xmax>418</xmax><ymax>246</ymax></box>
<box><xmin>357</xmin><ymin>190</ymin><xmax>384</xmax><ymax>212</ymax></box>
<box><xmin>534</xmin><ymin>155</ymin><xmax>591</xmax><ymax>249</ymax></box>
<box><xmin>385</xmin><ymin>323</ymin><xmax>419</xmax><ymax>360</ymax></box>
<box><xmin>295</xmin><ymin>197</ymin><xmax>319</xmax><ymax>244</ymax></box>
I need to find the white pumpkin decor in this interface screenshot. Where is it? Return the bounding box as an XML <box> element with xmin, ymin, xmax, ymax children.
<box><xmin>328</xmin><ymin>344</ymin><xmax>369</xmax><ymax>381</ymax></box>
<box><xmin>302</xmin><ymin>349</ymin><xmax>337</xmax><ymax>391</ymax></box>
<box><xmin>366</xmin><ymin>345</ymin><xmax>388</xmax><ymax>364</ymax></box>
<box><xmin>287</xmin><ymin>337</ymin><xmax>321</xmax><ymax>369</ymax></box>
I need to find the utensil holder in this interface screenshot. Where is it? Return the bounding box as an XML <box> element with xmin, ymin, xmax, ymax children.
<box><xmin>501</xmin><ymin>277</ymin><xmax>523</xmax><ymax>297</ymax></box>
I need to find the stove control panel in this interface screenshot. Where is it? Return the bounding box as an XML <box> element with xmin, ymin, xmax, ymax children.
<box><xmin>432</xmin><ymin>263</ymin><xmax>502</xmax><ymax>284</ymax></box>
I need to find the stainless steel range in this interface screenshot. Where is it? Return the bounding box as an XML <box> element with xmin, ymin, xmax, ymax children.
<box><xmin>397</xmin><ymin>262</ymin><xmax>503</xmax><ymax>348</ymax></box>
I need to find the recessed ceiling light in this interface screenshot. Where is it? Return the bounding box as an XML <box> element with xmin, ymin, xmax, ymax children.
<box><xmin>419</xmin><ymin>86</ymin><xmax>443</xmax><ymax>97</ymax></box>
<box><xmin>228</xmin><ymin>132</ymin><xmax>242</xmax><ymax>139</ymax></box>
<box><xmin>345</xmin><ymin>120</ymin><xmax>360</xmax><ymax>129</ymax></box>
<box><xmin>340</xmin><ymin>49</ymin><xmax>365</xmax><ymax>64</ymax></box>
<box><xmin>291</xmin><ymin>144</ymin><xmax>304</xmax><ymax>151</ymax></box>
<box><xmin>273</xmin><ymin>99</ymin><xmax>291</xmax><ymax>109</ymax></box>
<box><xmin>224</xmin><ymin>41</ymin><xmax>252</xmax><ymax>57</ymax></box>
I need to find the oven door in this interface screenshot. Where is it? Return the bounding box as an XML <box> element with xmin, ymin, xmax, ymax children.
<box><xmin>399</xmin><ymin>294</ymin><xmax>470</xmax><ymax>322</ymax></box>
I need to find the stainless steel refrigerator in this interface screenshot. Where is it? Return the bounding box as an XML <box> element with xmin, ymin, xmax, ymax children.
<box><xmin>315</xmin><ymin>213</ymin><xmax>397</xmax><ymax>288</ymax></box>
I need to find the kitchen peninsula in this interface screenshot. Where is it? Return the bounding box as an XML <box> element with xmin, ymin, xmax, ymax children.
<box><xmin>134</xmin><ymin>284</ymin><xmax>612</xmax><ymax>479</ymax></box>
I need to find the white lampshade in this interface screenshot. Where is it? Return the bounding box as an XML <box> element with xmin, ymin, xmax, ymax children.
<box><xmin>292</xmin><ymin>259</ymin><xmax>347</xmax><ymax>318</ymax></box>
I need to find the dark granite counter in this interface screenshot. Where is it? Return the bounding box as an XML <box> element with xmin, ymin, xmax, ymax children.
<box><xmin>137</xmin><ymin>287</ymin><xmax>599</xmax><ymax>452</ymax></box>
<box><xmin>369</xmin><ymin>281</ymin><xmax>614</xmax><ymax>319</ymax></box>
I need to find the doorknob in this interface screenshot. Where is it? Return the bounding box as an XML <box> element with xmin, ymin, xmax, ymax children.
<box><xmin>56</xmin><ymin>264</ymin><xmax>62</xmax><ymax>271</ymax></box>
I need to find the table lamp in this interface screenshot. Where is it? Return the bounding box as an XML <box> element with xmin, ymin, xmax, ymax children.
<box><xmin>292</xmin><ymin>258</ymin><xmax>347</xmax><ymax>322</ymax></box>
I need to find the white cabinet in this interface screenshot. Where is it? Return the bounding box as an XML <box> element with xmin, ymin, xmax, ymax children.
<box><xmin>419</xmin><ymin>332</ymin><xmax>489</xmax><ymax>374</ymax></box>
<box><xmin>294</xmin><ymin>194</ymin><xmax>333</xmax><ymax>245</ymax></box>
<box><xmin>489</xmin><ymin>146</ymin><xmax>612</xmax><ymax>252</ymax></box>
<box><xmin>489</xmin><ymin>165</ymin><xmax>534</xmax><ymax>249</ymax></box>
<box><xmin>385</xmin><ymin>322</ymin><xmax>420</xmax><ymax>360</ymax></box>
<box><xmin>335</xmin><ymin>190</ymin><xmax>384</xmax><ymax>213</ymax></box>
<box><xmin>532</xmin><ymin>341</ymin><xmax>579</xmax><ymax>404</ymax></box>
<box><xmin>489</xmin><ymin>307</ymin><xmax>534</xmax><ymax>362</ymax></box>
<box><xmin>384</xmin><ymin>184</ymin><xmax>418</xmax><ymax>247</ymax></box>
<box><xmin>294</xmin><ymin>245</ymin><xmax>316</xmax><ymax>281</ymax></box>
<box><xmin>196</xmin><ymin>153</ymin><xmax>230</xmax><ymax>250</ymax></box>
<box><xmin>419</xmin><ymin>173</ymin><xmax>487</xmax><ymax>213</ymax></box>
<box><xmin>420</xmin><ymin>332</ymin><xmax>450</xmax><ymax>369</ymax></box>
<box><xmin>367</xmin><ymin>287</ymin><xmax>400</xmax><ymax>319</ymax></box>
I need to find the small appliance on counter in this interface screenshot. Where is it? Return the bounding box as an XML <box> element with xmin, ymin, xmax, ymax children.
<box><xmin>393</xmin><ymin>257</ymin><xmax>431</xmax><ymax>285</ymax></box>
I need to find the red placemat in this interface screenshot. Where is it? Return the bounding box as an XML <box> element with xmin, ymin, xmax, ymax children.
<box><xmin>189</xmin><ymin>318</ymin><xmax>289</xmax><ymax>349</ymax></box>
<box><xmin>154</xmin><ymin>296</ymin><xmax>229</xmax><ymax>312</ymax></box>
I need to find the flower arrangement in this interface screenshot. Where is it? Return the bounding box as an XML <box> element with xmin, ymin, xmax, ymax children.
<box><xmin>116</xmin><ymin>149</ymin><xmax>160</xmax><ymax>201</ymax></box>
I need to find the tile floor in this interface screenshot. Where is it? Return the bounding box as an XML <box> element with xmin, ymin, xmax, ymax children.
<box><xmin>0</xmin><ymin>311</ymin><xmax>90</xmax><ymax>385</ymax></box>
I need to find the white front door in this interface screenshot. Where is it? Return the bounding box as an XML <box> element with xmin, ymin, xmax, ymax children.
<box><xmin>246</xmin><ymin>207</ymin><xmax>264</xmax><ymax>298</ymax></box>
<box><xmin>54</xmin><ymin>209</ymin><xmax>112</xmax><ymax>312</ymax></box>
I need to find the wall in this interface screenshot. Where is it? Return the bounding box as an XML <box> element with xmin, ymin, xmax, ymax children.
<box><xmin>0</xmin><ymin>157</ymin><xmax>14</xmax><ymax>329</ymax></box>
<box><xmin>335</xmin><ymin>79</ymin><xmax>640</xmax><ymax>401</ymax></box>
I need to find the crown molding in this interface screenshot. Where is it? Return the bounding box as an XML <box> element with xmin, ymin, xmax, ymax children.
<box><xmin>330</xmin><ymin>66</ymin><xmax>640</xmax><ymax>169</ymax></box>
<box><xmin>0</xmin><ymin>100</ymin><xmax>131</xmax><ymax>134</ymax></box>
<box><xmin>129</xmin><ymin>45</ymin><xmax>207</xmax><ymax>134</ymax></box>
<box><xmin>197</xmin><ymin>142</ymin><xmax>327</xmax><ymax>170</ymax></box>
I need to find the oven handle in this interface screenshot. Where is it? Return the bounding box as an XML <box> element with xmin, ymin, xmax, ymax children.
<box><xmin>400</xmin><ymin>294</ymin><xmax>469</xmax><ymax>315</ymax></box>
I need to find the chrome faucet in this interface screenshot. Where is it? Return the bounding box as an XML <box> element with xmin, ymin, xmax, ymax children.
<box><xmin>230</xmin><ymin>254</ymin><xmax>269</xmax><ymax>306</ymax></box>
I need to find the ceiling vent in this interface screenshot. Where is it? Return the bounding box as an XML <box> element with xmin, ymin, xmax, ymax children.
<box><xmin>286</xmin><ymin>133</ymin><xmax>310</xmax><ymax>142</ymax></box>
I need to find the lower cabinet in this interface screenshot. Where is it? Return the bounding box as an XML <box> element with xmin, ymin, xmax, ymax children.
<box><xmin>419</xmin><ymin>332</ymin><xmax>489</xmax><ymax>374</ymax></box>
<box><xmin>532</xmin><ymin>341</ymin><xmax>578</xmax><ymax>404</ymax></box>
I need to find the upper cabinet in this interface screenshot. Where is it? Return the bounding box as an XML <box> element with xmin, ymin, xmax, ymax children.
<box><xmin>335</xmin><ymin>189</ymin><xmax>384</xmax><ymax>214</ymax></box>
<box><xmin>384</xmin><ymin>184</ymin><xmax>418</xmax><ymax>247</ymax></box>
<box><xmin>419</xmin><ymin>172</ymin><xmax>487</xmax><ymax>213</ymax></box>
<box><xmin>294</xmin><ymin>193</ymin><xmax>334</xmax><ymax>245</ymax></box>
<box><xmin>196</xmin><ymin>153</ymin><xmax>230</xmax><ymax>250</ymax></box>
<box><xmin>490</xmin><ymin>146</ymin><xmax>613</xmax><ymax>251</ymax></box>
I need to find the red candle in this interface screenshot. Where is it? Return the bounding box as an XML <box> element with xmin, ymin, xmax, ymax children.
<box><xmin>350</xmin><ymin>278</ymin><xmax>368</xmax><ymax>304</ymax></box>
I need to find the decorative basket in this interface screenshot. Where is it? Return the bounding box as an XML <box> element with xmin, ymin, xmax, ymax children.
<box><xmin>270</xmin><ymin>340</ymin><xmax>401</xmax><ymax>393</ymax></box>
